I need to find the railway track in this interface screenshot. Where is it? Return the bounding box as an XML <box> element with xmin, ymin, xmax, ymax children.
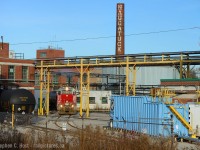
<box><xmin>54</xmin><ymin>114</ymin><xmax>83</xmax><ymax>131</ymax></box>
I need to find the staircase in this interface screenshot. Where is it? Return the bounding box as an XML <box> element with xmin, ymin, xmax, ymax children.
<box><xmin>168</xmin><ymin>105</ymin><xmax>192</xmax><ymax>131</ymax></box>
<box><xmin>168</xmin><ymin>105</ymin><xmax>196</xmax><ymax>138</ymax></box>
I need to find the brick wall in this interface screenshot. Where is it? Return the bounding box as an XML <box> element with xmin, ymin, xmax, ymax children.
<box><xmin>161</xmin><ymin>81</ymin><xmax>200</xmax><ymax>86</ymax></box>
<box><xmin>0</xmin><ymin>43</ymin><xmax>9</xmax><ymax>58</ymax></box>
<box><xmin>0</xmin><ymin>54</ymin><xmax>35</xmax><ymax>89</ymax></box>
<box><xmin>36</xmin><ymin>49</ymin><xmax>65</xmax><ymax>59</ymax></box>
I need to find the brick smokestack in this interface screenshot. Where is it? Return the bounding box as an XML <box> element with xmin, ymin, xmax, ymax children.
<box><xmin>115</xmin><ymin>3</ymin><xmax>125</xmax><ymax>55</ymax></box>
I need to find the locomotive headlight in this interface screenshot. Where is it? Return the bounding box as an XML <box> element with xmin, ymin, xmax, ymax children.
<box><xmin>60</xmin><ymin>105</ymin><xmax>63</xmax><ymax>108</ymax></box>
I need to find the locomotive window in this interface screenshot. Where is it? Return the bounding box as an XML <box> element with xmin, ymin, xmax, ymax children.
<box><xmin>62</xmin><ymin>90</ymin><xmax>72</xmax><ymax>94</ymax></box>
<box><xmin>102</xmin><ymin>97</ymin><xmax>108</xmax><ymax>104</ymax></box>
<box><xmin>89</xmin><ymin>97</ymin><xmax>95</xmax><ymax>104</ymax></box>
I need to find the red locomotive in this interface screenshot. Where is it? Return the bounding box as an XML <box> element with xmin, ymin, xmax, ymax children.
<box><xmin>56</xmin><ymin>87</ymin><xmax>77</xmax><ymax>115</ymax></box>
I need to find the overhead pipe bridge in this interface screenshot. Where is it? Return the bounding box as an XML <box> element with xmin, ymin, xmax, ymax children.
<box><xmin>35</xmin><ymin>51</ymin><xmax>200</xmax><ymax>117</ymax></box>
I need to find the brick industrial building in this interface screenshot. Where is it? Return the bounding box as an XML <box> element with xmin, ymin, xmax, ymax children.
<box><xmin>0</xmin><ymin>43</ymin><xmax>77</xmax><ymax>93</ymax></box>
<box><xmin>0</xmin><ymin>43</ymin><xmax>102</xmax><ymax>94</ymax></box>
<box><xmin>1</xmin><ymin>42</ymin><xmax>199</xmax><ymax>98</ymax></box>
<box><xmin>0</xmin><ymin>43</ymin><xmax>35</xmax><ymax>92</ymax></box>
<box><xmin>36</xmin><ymin>47</ymin><xmax>103</xmax><ymax>90</ymax></box>
<box><xmin>160</xmin><ymin>79</ymin><xmax>200</xmax><ymax>103</ymax></box>
<box><xmin>35</xmin><ymin>46</ymin><xmax>79</xmax><ymax>90</ymax></box>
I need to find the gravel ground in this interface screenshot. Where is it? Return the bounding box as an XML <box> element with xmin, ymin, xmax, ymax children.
<box><xmin>1</xmin><ymin>112</ymin><xmax>200</xmax><ymax>149</ymax></box>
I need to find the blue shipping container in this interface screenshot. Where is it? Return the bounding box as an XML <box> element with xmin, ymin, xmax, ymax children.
<box><xmin>110</xmin><ymin>95</ymin><xmax>189</xmax><ymax>137</ymax></box>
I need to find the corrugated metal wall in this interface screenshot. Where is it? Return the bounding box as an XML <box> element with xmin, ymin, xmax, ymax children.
<box><xmin>102</xmin><ymin>66</ymin><xmax>179</xmax><ymax>85</ymax></box>
<box><xmin>110</xmin><ymin>95</ymin><xmax>189</xmax><ymax>137</ymax></box>
<box><xmin>102</xmin><ymin>67</ymin><xmax>125</xmax><ymax>84</ymax></box>
<box><xmin>134</xmin><ymin>66</ymin><xmax>179</xmax><ymax>85</ymax></box>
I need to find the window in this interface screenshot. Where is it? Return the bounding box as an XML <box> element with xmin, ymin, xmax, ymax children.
<box><xmin>67</xmin><ymin>76</ymin><xmax>71</xmax><ymax>84</ymax></box>
<box><xmin>102</xmin><ymin>97</ymin><xmax>108</xmax><ymax>104</ymax></box>
<box><xmin>89</xmin><ymin>97</ymin><xmax>95</xmax><ymax>104</ymax></box>
<box><xmin>22</xmin><ymin>66</ymin><xmax>28</xmax><ymax>82</ymax></box>
<box><xmin>52</xmin><ymin>74</ymin><xmax>58</xmax><ymax>84</ymax></box>
<box><xmin>8</xmin><ymin>66</ymin><xmax>15</xmax><ymax>81</ymax></box>
<box><xmin>35</xmin><ymin>74</ymin><xmax>40</xmax><ymax>85</ymax></box>
<box><xmin>40</xmin><ymin>52</ymin><xmax>47</xmax><ymax>58</ymax></box>
<box><xmin>77</xmin><ymin>97</ymin><xmax>80</xmax><ymax>104</ymax></box>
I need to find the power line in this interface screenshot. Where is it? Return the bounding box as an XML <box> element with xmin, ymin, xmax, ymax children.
<box><xmin>125</xmin><ymin>26</ymin><xmax>200</xmax><ymax>36</ymax></box>
<box><xmin>10</xmin><ymin>26</ymin><xmax>200</xmax><ymax>46</ymax></box>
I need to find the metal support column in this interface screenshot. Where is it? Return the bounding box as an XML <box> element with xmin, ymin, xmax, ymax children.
<box><xmin>12</xmin><ymin>104</ymin><xmax>14</xmax><ymax>129</ymax></box>
<box><xmin>80</xmin><ymin>59</ymin><xmax>83</xmax><ymax>117</ymax></box>
<box><xmin>133</xmin><ymin>66</ymin><xmax>136</xmax><ymax>96</ymax></box>
<box><xmin>86</xmin><ymin>69</ymin><xmax>90</xmax><ymax>118</ymax></box>
<box><xmin>46</xmin><ymin>69</ymin><xmax>50</xmax><ymax>115</ymax></box>
<box><xmin>180</xmin><ymin>54</ymin><xmax>183</xmax><ymax>79</ymax></box>
<box><xmin>187</xmin><ymin>64</ymin><xmax>190</xmax><ymax>78</ymax></box>
<box><xmin>126</xmin><ymin>57</ymin><xmax>129</xmax><ymax>96</ymax></box>
<box><xmin>38</xmin><ymin>61</ymin><xmax>44</xmax><ymax>115</ymax></box>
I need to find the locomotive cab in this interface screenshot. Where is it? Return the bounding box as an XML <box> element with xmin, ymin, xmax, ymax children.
<box><xmin>57</xmin><ymin>87</ymin><xmax>77</xmax><ymax>115</ymax></box>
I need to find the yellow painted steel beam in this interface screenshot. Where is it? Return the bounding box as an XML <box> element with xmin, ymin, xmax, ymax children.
<box><xmin>126</xmin><ymin>57</ymin><xmax>129</xmax><ymax>96</ymax></box>
<box><xmin>144</xmin><ymin>55</ymin><xmax>146</xmax><ymax>62</ymax></box>
<box><xmin>180</xmin><ymin>54</ymin><xmax>183</xmax><ymax>79</ymax></box>
<box><xmin>35</xmin><ymin>54</ymin><xmax>200</xmax><ymax>112</ymax></box>
<box><xmin>35</xmin><ymin>53</ymin><xmax>200</xmax><ymax>69</ymax></box>
<box><xmin>162</xmin><ymin>55</ymin><xmax>164</xmax><ymax>61</ymax></box>
<box><xmin>86</xmin><ymin>69</ymin><xmax>90</xmax><ymax>118</ymax></box>
<box><xmin>80</xmin><ymin>59</ymin><xmax>83</xmax><ymax>117</ymax></box>
<box><xmin>133</xmin><ymin>66</ymin><xmax>136</xmax><ymax>96</ymax></box>
<box><xmin>168</xmin><ymin>106</ymin><xmax>196</xmax><ymax>138</ymax></box>
<box><xmin>169</xmin><ymin>106</ymin><xmax>191</xmax><ymax>130</ymax></box>
<box><xmin>38</xmin><ymin>61</ymin><xmax>43</xmax><ymax>115</ymax></box>
<box><xmin>46</xmin><ymin>69</ymin><xmax>50</xmax><ymax>116</ymax></box>
<box><xmin>36</xmin><ymin>60</ymin><xmax>193</xmax><ymax>69</ymax></box>
<box><xmin>12</xmin><ymin>104</ymin><xmax>14</xmax><ymax>129</ymax></box>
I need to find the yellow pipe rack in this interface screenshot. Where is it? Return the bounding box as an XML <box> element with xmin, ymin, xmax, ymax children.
<box><xmin>35</xmin><ymin>51</ymin><xmax>200</xmax><ymax>116</ymax></box>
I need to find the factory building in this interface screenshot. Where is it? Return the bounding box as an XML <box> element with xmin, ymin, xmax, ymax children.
<box><xmin>0</xmin><ymin>42</ymin><xmax>199</xmax><ymax>97</ymax></box>
<box><xmin>102</xmin><ymin>66</ymin><xmax>180</xmax><ymax>95</ymax></box>
<box><xmin>161</xmin><ymin>79</ymin><xmax>200</xmax><ymax>103</ymax></box>
<box><xmin>0</xmin><ymin>43</ymin><xmax>35</xmax><ymax>92</ymax></box>
<box><xmin>36</xmin><ymin>46</ymin><xmax>65</xmax><ymax>59</ymax></box>
<box><xmin>35</xmin><ymin>47</ymin><xmax>103</xmax><ymax>90</ymax></box>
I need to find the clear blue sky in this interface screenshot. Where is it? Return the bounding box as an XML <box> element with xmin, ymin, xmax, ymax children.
<box><xmin>1</xmin><ymin>0</ymin><xmax>200</xmax><ymax>59</ymax></box>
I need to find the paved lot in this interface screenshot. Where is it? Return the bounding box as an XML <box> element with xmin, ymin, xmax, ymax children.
<box><xmin>33</xmin><ymin>112</ymin><xmax>111</xmax><ymax>130</ymax></box>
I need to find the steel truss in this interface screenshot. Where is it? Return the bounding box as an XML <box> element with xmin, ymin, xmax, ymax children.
<box><xmin>35</xmin><ymin>51</ymin><xmax>200</xmax><ymax>116</ymax></box>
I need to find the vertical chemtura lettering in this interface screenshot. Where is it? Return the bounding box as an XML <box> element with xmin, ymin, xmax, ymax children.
<box><xmin>116</xmin><ymin>3</ymin><xmax>124</xmax><ymax>55</ymax></box>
